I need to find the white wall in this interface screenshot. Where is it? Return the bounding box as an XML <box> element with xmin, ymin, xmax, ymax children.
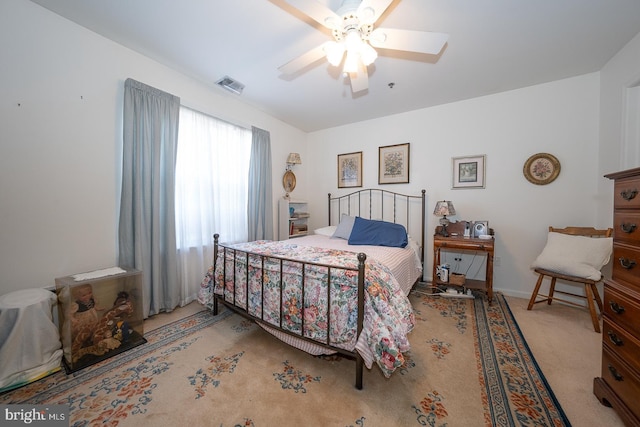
<box><xmin>597</xmin><ymin>32</ymin><xmax>640</xmax><ymax>226</ymax></box>
<box><xmin>2</xmin><ymin>0</ymin><xmax>639</xmax><ymax>301</ymax></box>
<box><xmin>306</xmin><ymin>73</ymin><xmax>602</xmax><ymax>299</ymax></box>
<box><xmin>0</xmin><ymin>0</ymin><xmax>306</xmax><ymax>294</ymax></box>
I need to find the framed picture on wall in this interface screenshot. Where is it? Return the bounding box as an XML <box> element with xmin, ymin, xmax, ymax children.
<box><xmin>452</xmin><ymin>154</ymin><xmax>486</xmax><ymax>189</ymax></box>
<box><xmin>337</xmin><ymin>151</ymin><xmax>363</xmax><ymax>188</ymax></box>
<box><xmin>378</xmin><ymin>143</ymin><xmax>410</xmax><ymax>184</ymax></box>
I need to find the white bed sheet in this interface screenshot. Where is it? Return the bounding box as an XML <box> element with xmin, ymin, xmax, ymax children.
<box><xmin>288</xmin><ymin>234</ymin><xmax>423</xmax><ymax>295</ymax></box>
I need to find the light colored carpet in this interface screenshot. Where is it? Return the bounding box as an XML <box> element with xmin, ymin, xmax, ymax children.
<box><xmin>0</xmin><ymin>290</ymin><xmax>591</xmax><ymax>426</ymax></box>
<box><xmin>0</xmin><ymin>295</ymin><xmax>622</xmax><ymax>427</ymax></box>
<box><xmin>142</xmin><ymin>294</ymin><xmax>627</xmax><ymax>426</ymax></box>
<box><xmin>505</xmin><ymin>296</ymin><xmax>624</xmax><ymax>427</ymax></box>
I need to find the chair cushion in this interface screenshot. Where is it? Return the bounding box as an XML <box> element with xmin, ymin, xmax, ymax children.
<box><xmin>530</xmin><ymin>232</ymin><xmax>613</xmax><ymax>281</ymax></box>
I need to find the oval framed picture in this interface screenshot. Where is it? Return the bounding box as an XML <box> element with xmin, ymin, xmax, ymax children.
<box><xmin>282</xmin><ymin>170</ymin><xmax>297</xmax><ymax>193</ymax></box>
<box><xmin>523</xmin><ymin>153</ymin><xmax>561</xmax><ymax>185</ymax></box>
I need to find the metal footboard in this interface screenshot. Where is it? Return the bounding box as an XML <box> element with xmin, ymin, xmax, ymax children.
<box><xmin>211</xmin><ymin>234</ymin><xmax>367</xmax><ymax>389</ymax></box>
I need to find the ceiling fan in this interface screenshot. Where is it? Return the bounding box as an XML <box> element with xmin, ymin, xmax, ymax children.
<box><xmin>278</xmin><ymin>0</ymin><xmax>449</xmax><ymax>93</ymax></box>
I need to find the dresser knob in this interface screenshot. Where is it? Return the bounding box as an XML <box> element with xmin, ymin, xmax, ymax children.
<box><xmin>620</xmin><ymin>223</ymin><xmax>637</xmax><ymax>234</ymax></box>
<box><xmin>607</xmin><ymin>331</ymin><xmax>624</xmax><ymax>346</ymax></box>
<box><xmin>620</xmin><ymin>189</ymin><xmax>638</xmax><ymax>201</ymax></box>
<box><xmin>608</xmin><ymin>364</ymin><xmax>624</xmax><ymax>382</ymax></box>
<box><xmin>609</xmin><ymin>301</ymin><xmax>626</xmax><ymax>314</ymax></box>
<box><xmin>618</xmin><ymin>257</ymin><xmax>637</xmax><ymax>269</ymax></box>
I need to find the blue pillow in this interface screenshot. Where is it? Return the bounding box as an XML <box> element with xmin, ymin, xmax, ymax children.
<box><xmin>332</xmin><ymin>214</ymin><xmax>356</xmax><ymax>239</ymax></box>
<box><xmin>348</xmin><ymin>217</ymin><xmax>408</xmax><ymax>248</ymax></box>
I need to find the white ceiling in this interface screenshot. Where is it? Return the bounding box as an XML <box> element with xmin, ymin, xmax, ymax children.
<box><xmin>30</xmin><ymin>0</ymin><xmax>640</xmax><ymax>132</ymax></box>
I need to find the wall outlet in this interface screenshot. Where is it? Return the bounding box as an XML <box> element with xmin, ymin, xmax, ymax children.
<box><xmin>494</xmin><ymin>256</ymin><xmax>501</xmax><ymax>266</ymax></box>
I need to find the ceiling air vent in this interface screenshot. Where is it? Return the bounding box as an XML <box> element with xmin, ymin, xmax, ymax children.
<box><xmin>215</xmin><ymin>75</ymin><xmax>245</xmax><ymax>95</ymax></box>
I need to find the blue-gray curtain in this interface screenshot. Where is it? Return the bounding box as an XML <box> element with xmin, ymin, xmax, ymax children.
<box><xmin>119</xmin><ymin>78</ymin><xmax>180</xmax><ymax>318</ymax></box>
<box><xmin>247</xmin><ymin>126</ymin><xmax>273</xmax><ymax>240</ymax></box>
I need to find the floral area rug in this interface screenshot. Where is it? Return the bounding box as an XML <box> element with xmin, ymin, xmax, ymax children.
<box><xmin>0</xmin><ymin>290</ymin><xmax>570</xmax><ymax>426</ymax></box>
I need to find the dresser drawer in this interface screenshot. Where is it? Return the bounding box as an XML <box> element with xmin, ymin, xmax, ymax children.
<box><xmin>613</xmin><ymin>211</ymin><xmax>640</xmax><ymax>244</ymax></box>
<box><xmin>613</xmin><ymin>176</ymin><xmax>640</xmax><ymax>209</ymax></box>
<box><xmin>612</xmin><ymin>244</ymin><xmax>640</xmax><ymax>286</ymax></box>
<box><xmin>603</xmin><ymin>318</ymin><xmax>640</xmax><ymax>374</ymax></box>
<box><xmin>601</xmin><ymin>347</ymin><xmax>640</xmax><ymax>420</ymax></box>
<box><xmin>604</xmin><ymin>284</ymin><xmax>640</xmax><ymax>338</ymax></box>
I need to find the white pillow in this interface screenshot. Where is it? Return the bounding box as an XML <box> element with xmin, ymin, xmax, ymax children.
<box><xmin>314</xmin><ymin>226</ymin><xmax>337</xmax><ymax>237</ymax></box>
<box><xmin>530</xmin><ymin>232</ymin><xmax>613</xmax><ymax>280</ymax></box>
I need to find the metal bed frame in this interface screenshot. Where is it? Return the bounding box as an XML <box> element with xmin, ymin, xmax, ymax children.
<box><xmin>212</xmin><ymin>189</ymin><xmax>426</xmax><ymax>389</ymax></box>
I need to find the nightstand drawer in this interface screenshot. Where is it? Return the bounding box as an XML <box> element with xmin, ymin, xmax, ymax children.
<box><xmin>603</xmin><ymin>318</ymin><xmax>640</xmax><ymax>374</ymax></box>
<box><xmin>604</xmin><ymin>285</ymin><xmax>640</xmax><ymax>338</ymax></box>
<box><xmin>613</xmin><ymin>176</ymin><xmax>640</xmax><ymax>209</ymax></box>
<box><xmin>613</xmin><ymin>212</ymin><xmax>640</xmax><ymax>244</ymax></box>
<box><xmin>612</xmin><ymin>244</ymin><xmax>640</xmax><ymax>286</ymax></box>
<box><xmin>601</xmin><ymin>348</ymin><xmax>640</xmax><ymax>420</ymax></box>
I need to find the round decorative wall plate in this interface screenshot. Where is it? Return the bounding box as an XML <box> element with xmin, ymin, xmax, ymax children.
<box><xmin>523</xmin><ymin>153</ymin><xmax>561</xmax><ymax>185</ymax></box>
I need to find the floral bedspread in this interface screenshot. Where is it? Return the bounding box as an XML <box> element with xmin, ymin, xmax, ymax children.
<box><xmin>199</xmin><ymin>240</ymin><xmax>415</xmax><ymax>377</ymax></box>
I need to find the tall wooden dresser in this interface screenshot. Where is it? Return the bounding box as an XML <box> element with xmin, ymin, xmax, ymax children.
<box><xmin>594</xmin><ymin>167</ymin><xmax>640</xmax><ymax>426</ymax></box>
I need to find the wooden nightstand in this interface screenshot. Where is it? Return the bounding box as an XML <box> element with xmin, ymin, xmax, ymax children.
<box><xmin>433</xmin><ymin>222</ymin><xmax>495</xmax><ymax>303</ymax></box>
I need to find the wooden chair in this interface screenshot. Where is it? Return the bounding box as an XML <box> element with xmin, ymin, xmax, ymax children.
<box><xmin>527</xmin><ymin>226</ymin><xmax>613</xmax><ymax>333</ymax></box>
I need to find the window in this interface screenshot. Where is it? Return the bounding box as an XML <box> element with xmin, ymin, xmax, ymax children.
<box><xmin>175</xmin><ymin>107</ymin><xmax>251</xmax><ymax>247</ymax></box>
<box><xmin>174</xmin><ymin>107</ymin><xmax>251</xmax><ymax>301</ymax></box>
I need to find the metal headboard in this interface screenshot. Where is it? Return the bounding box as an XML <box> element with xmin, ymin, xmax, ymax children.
<box><xmin>328</xmin><ymin>189</ymin><xmax>426</xmax><ymax>266</ymax></box>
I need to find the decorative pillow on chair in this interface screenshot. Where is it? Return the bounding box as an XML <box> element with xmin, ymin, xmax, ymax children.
<box><xmin>530</xmin><ymin>232</ymin><xmax>613</xmax><ymax>280</ymax></box>
<box><xmin>331</xmin><ymin>214</ymin><xmax>356</xmax><ymax>239</ymax></box>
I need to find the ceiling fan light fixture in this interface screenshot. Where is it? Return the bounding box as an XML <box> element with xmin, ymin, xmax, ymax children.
<box><xmin>325</xmin><ymin>42</ymin><xmax>345</xmax><ymax>66</ymax></box>
<box><xmin>360</xmin><ymin>42</ymin><xmax>377</xmax><ymax>66</ymax></box>
<box><xmin>343</xmin><ymin>49</ymin><xmax>359</xmax><ymax>74</ymax></box>
<box><xmin>344</xmin><ymin>30</ymin><xmax>363</xmax><ymax>51</ymax></box>
<box><xmin>278</xmin><ymin>0</ymin><xmax>449</xmax><ymax>93</ymax></box>
<box><xmin>341</xmin><ymin>28</ymin><xmax>377</xmax><ymax>70</ymax></box>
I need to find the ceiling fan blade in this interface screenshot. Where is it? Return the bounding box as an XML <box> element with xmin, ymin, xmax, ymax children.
<box><xmin>278</xmin><ymin>42</ymin><xmax>330</xmax><ymax>75</ymax></box>
<box><xmin>357</xmin><ymin>0</ymin><xmax>394</xmax><ymax>24</ymax></box>
<box><xmin>369</xmin><ymin>28</ymin><xmax>449</xmax><ymax>55</ymax></box>
<box><xmin>349</xmin><ymin>61</ymin><xmax>369</xmax><ymax>93</ymax></box>
<box><xmin>283</xmin><ymin>0</ymin><xmax>341</xmax><ymax>29</ymax></box>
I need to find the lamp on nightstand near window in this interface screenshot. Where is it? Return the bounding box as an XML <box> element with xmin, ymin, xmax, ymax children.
<box><xmin>283</xmin><ymin>153</ymin><xmax>301</xmax><ymax>198</ymax></box>
<box><xmin>433</xmin><ymin>200</ymin><xmax>456</xmax><ymax>237</ymax></box>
